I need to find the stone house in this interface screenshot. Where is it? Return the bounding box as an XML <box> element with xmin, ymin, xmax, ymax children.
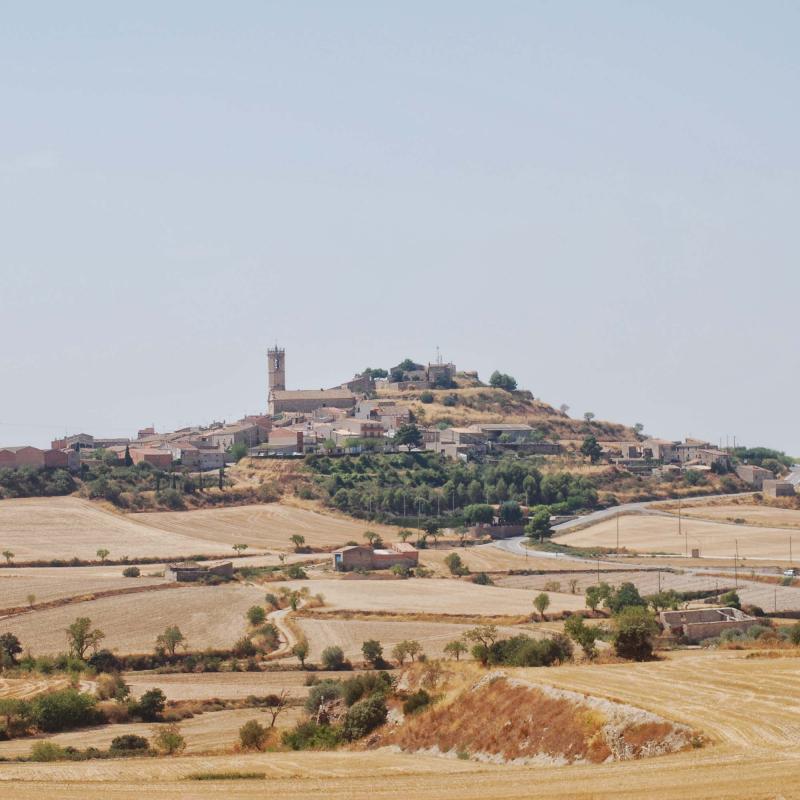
<box><xmin>0</xmin><ymin>446</ymin><xmax>45</xmax><ymax>469</ymax></box>
<box><xmin>762</xmin><ymin>480</ymin><xmax>795</xmax><ymax>498</ymax></box>
<box><xmin>736</xmin><ymin>464</ymin><xmax>774</xmax><ymax>488</ymax></box>
<box><xmin>332</xmin><ymin>542</ymin><xmax>419</xmax><ymax>571</ymax></box>
<box><xmin>165</xmin><ymin>561</ymin><xmax>234</xmax><ymax>582</ymax></box>
<box><xmin>659</xmin><ymin>607</ymin><xmax>755</xmax><ymax>642</ymax></box>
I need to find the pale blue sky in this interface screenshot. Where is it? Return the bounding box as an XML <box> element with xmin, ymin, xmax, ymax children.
<box><xmin>1</xmin><ymin>2</ymin><xmax>798</xmax><ymax>453</ymax></box>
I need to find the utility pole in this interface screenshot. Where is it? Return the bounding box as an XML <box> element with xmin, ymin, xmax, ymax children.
<box><xmin>791</xmin><ymin>535</ymin><xmax>793</xmax><ymax>566</ymax></box>
<box><xmin>775</xmin><ymin>584</ymin><xmax>778</xmax><ymax>613</ymax></box>
<box><xmin>657</xmin><ymin>570</ymin><xmax>661</xmax><ymax>593</ymax></box>
<box><xmin>597</xmin><ymin>557</ymin><xmax>600</xmax><ymax>582</ymax></box>
<box><xmin>616</xmin><ymin>513</ymin><xmax>620</xmax><ymax>554</ymax></box>
<box><xmin>734</xmin><ymin>539</ymin><xmax>739</xmax><ymax>588</ymax></box>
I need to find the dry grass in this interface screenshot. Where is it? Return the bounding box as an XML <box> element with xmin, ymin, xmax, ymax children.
<box><xmin>133</xmin><ymin>503</ymin><xmax>396</xmax><ymax>552</ymax></box>
<box><xmin>1</xmin><ymin>584</ymin><xmax>265</xmax><ymax>655</ymax></box>
<box><xmin>0</xmin><ymin>677</ymin><xmax>71</xmax><ymax>700</ymax></box>
<box><xmin>420</xmin><ymin>545</ymin><xmax>590</xmax><ymax>574</ymax></box>
<box><xmin>0</xmin><ymin>707</ymin><xmax>303</xmax><ymax>758</ymax></box>
<box><xmin>5</xmin><ymin>651</ymin><xmax>800</xmax><ymax>798</ymax></box>
<box><xmin>282</xmin><ymin>578</ymin><xmax>587</xmax><ymax>616</ymax></box>
<box><xmin>0</xmin><ymin>565</ymin><xmax>167</xmax><ymax>608</ymax></box>
<box><xmin>674</xmin><ymin>502</ymin><xmax>800</xmax><ymax>530</ymax></box>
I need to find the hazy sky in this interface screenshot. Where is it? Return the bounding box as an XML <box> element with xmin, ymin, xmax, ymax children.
<box><xmin>1</xmin><ymin>3</ymin><xmax>798</xmax><ymax>453</ymax></box>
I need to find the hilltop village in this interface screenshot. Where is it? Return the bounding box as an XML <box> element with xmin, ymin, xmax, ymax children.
<box><xmin>0</xmin><ymin>346</ymin><xmax>792</xmax><ymax>499</ymax></box>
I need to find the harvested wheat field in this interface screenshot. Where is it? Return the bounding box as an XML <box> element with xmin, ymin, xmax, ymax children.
<box><xmin>134</xmin><ymin>502</ymin><xmax>395</xmax><ymax>552</ymax></box>
<box><xmin>1</xmin><ymin>584</ymin><xmax>265</xmax><ymax>655</ymax></box>
<box><xmin>295</xmin><ymin>617</ymin><xmax>525</xmax><ymax>662</ymax></box>
<box><xmin>558</xmin><ymin>513</ymin><xmax>800</xmax><ymax>559</ymax></box>
<box><xmin>420</xmin><ymin>544</ymin><xmax>590</xmax><ymax>574</ymax></box>
<box><xmin>122</xmin><ymin>670</ymin><xmax>358</xmax><ymax>701</ymax></box>
<box><xmin>284</xmin><ymin>578</ymin><xmax>587</xmax><ymax>616</ymax></box>
<box><xmin>0</xmin><ymin>707</ymin><xmax>303</xmax><ymax>758</ymax></box>
<box><xmin>0</xmin><ymin>676</ymin><xmax>72</xmax><ymax>700</ymax></box>
<box><xmin>5</xmin><ymin>651</ymin><xmax>800</xmax><ymax>798</ymax></box>
<box><xmin>0</xmin><ymin>497</ymin><xmax>232</xmax><ymax>561</ymax></box>
<box><xmin>676</xmin><ymin>502</ymin><xmax>800</xmax><ymax>529</ymax></box>
<box><xmin>0</xmin><ymin>565</ymin><xmax>167</xmax><ymax>609</ymax></box>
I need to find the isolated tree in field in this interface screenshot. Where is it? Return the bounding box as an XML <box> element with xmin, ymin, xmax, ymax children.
<box><xmin>151</xmin><ymin>722</ymin><xmax>185</xmax><ymax>755</ymax></box>
<box><xmin>564</xmin><ymin>614</ymin><xmax>599</xmax><ymax>660</ymax></box>
<box><xmin>398</xmin><ymin>529</ymin><xmax>413</xmax><ymax>543</ymax></box>
<box><xmin>96</xmin><ymin>548</ymin><xmax>110</xmax><ymax>563</ymax></box>
<box><xmin>613</xmin><ymin>606</ymin><xmax>658</xmax><ymax>661</ymax></box>
<box><xmin>291</xmin><ymin>639</ymin><xmax>309</xmax><ymax>667</ymax></box>
<box><xmin>155</xmin><ymin>626</ymin><xmax>186</xmax><ymax>656</ymax></box>
<box><xmin>525</xmin><ymin>508</ymin><xmax>552</xmax><ymax>542</ymax></box>
<box><xmin>239</xmin><ymin>719</ymin><xmax>268</xmax><ymax>751</ymax></box>
<box><xmin>361</xmin><ymin>639</ymin><xmax>384</xmax><ymax>668</ymax></box>
<box><xmin>246</xmin><ymin>606</ymin><xmax>266</xmax><ymax>626</ymax></box>
<box><xmin>66</xmin><ymin>617</ymin><xmax>105</xmax><ymax>659</ymax></box>
<box><xmin>443</xmin><ymin>640</ymin><xmax>468</xmax><ymax>661</ymax></box>
<box><xmin>232</xmin><ymin>543</ymin><xmax>248</xmax><ymax>555</ymax></box>
<box><xmin>394</xmin><ymin>423</ymin><xmax>423</xmax><ymax>450</ymax></box>
<box><xmin>583</xmin><ymin>411</ymin><xmax>595</xmax><ymax>423</ymax></box>
<box><xmin>581</xmin><ymin>435</ymin><xmax>603</xmax><ymax>464</ymax></box>
<box><xmin>321</xmin><ymin>645</ymin><xmax>347</xmax><ymax>670</ymax></box>
<box><xmin>2</xmin><ymin>550</ymin><xmax>14</xmax><ymax>565</ymax></box>
<box><xmin>26</xmin><ymin>593</ymin><xmax>36</xmax><ymax>608</ymax></box>
<box><xmin>423</xmin><ymin>521</ymin><xmax>441</xmax><ymax>545</ymax></box>
<box><xmin>0</xmin><ymin>632</ymin><xmax>23</xmax><ymax>665</ymax></box>
<box><xmin>568</xmin><ymin>578</ymin><xmax>579</xmax><ymax>595</ymax></box>
<box><xmin>533</xmin><ymin>592</ymin><xmax>551</xmax><ymax>620</ymax></box>
<box><xmin>290</xmin><ymin>534</ymin><xmax>306</xmax><ymax>552</ymax></box>
<box><xmin>463</xmin><ymin>624</ymin><xmax>498</xmax><ymax>665</ymax></box>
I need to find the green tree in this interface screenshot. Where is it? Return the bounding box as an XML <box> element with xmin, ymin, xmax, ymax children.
<box><xmin>525</xmin><ymin>508</ymin><xmax>552</xmax><ymax>541</ymax></box>
<box><xmin>583</xmin><ymin>411</ymin><xmax>595</xmax><ymax>423</ymax></box>
<box><xmin>564</xmin><ymin>614</ymin><xmax>599</xmax><ymax>659</ymax></box>
<box><xmin>123</xmin><ymin>445</ymin><xmax>134</xmax><ymax>467</ymax></box>
<box><xmin>290</xmin><ymin>534</ymin><xmax>306</xmax><ymax>552</ymax></box>
<box><xmin>0</xmin><ymin>632</ymin><xmax>23</xmax><ymax>665</ymax></box>
<box><xmin>613</xmin><ymin>606</ymin><xmax>658</xmax><ymax>661</ymax></box>
<box><xmin>394</xmin><ymin>423</ymin><xmax>423</xmax><ymax>449</ymax></box>
<box><xmin>533</xmin><ymin>592</ymin><xmax>551</xmax><ymax>620</ymax></box>
<box><xmin>720</xmin><ymin>590</ymin><xmax>741</xmax><ymax>610</ymax></box>
<box><xmin>605</xmin><ymin>582</ymin><xmax>647</xmax><ymax>614</ymax></box>
<box><xmin>489</xmin><ymin>371</ymin><xmax>517</xmax><ymax>391</ymax></box>
<box><xmin>2</xmin><ymin>550</ymin><xmax>14</xmax><ymax>565</ymax></box>
<box><xmin>66</xmin><ymin>617</ymin><xmax>105</xmax><ymax>659</ymax></box>
<box><xmin>580</xmin><ymin>435</ymin><xmax>603</xmax><ymax>463</ymax></box>
<box><xmin>155</xmin><ymin>626</ymin><xmax>186</xmax><ymax>656</ymax></box>
<box><xmin>398</xmin><ymin>529</ymin><xmax>413</xmax><ymax>543</ymax></box>
<box><xmin>96</xmin><ymin>548</ymin><xmax>110</xmax><ymax>563</ymax></box>
<box><xmin>585</xmin><ymin>582</ymin><xmax>611</xmax><ymax>612</ymax></box>
<box><xmin>292</xmin><ymin>639</ymin><xmax>309</xmax><ymax>668</ymax></box>
<box><xmin>137</xmin><ymin>688</ymin><xmax>166</xmax><ymax>721</ymax></box>
<box><xmin>463</xmin><ymin>503</ymin><xmax>493</xmax><ymax>524</ymax></box>
<box><xmin>499</xmin><ymin>501</ymin><xmax>523</xmax><ymax>524</ymax></box>
<box><xmin>228</xmin><ymin>442</ymin><xmax>248</xmax><ymax>462</ymax></box>
<box><xmin>420</xmin><ymin>391</ymin><xmax>434</xmax><ymax>404</ymax></box>
<box><xmin>232</xmin><ymin>543</ymin><xmax>249</xmax><ymax>555</ymax></box>
<box><xmin>30</xmin><ymin>689</ymin><xmax>100</xmax><ymax>732</ymax></box>
<box><xmin>151</xmin><ymin>722</ymin><xmax>185</xmax><ymax>755</ymax></box>
<box><xmin>246</xmin><ymin>606</ymin><xmax>267</xmax><ymax>626</ymax></box>
<box><xmin>321</xmin><ymin>645</ymin><xmax>347</xmax><ymax>670</ymax></box>
<box><xmin>443</xmin><ymin>640</ymin><xmax>468</xmax><ymax>661</ymax></box>
<box><xmin>363</xmin><ymin>530</ymin><xmax>379</xmax><ymax>547</ymax></box>
<box><xmin>361</xmin><ymin>639</ymin><xmax>384</xmax><ymax>668</ymax></box>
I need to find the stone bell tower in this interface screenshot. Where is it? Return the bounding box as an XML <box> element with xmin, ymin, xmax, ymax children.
<box><xmin>267</xmin><ymin>346</ymin><xmax>286</xmax><ymax>411</ymax></box>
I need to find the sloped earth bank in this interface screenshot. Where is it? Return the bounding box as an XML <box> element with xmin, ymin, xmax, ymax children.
<box><xmin>377</xmin><ymin>672</ymin><xmax>695</xmax><ymax>765</ymax></box>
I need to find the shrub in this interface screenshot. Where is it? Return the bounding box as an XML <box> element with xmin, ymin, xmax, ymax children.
<box><xmin>790</xmin><ymin>622</ymin><xmax>800</xmax><ymax>646</ymax></box>
<box><xmin>136</xmin><ymin>688</ymin><xmax>166</xmax><ymax>722</ymax></box>
<box><xmin>233</xmin><ymin>636</ymin><xmax>257</xmax><ymax>658</ymax></box>
<box><xmin>419</xmin><ymin>391</ymin><xmax>434</xmax><ymax>404</ymax></box>
<box><xmin>390</xmin><ymin>564</ymin><xmax>410</xmax><ymax>578</ymax></box>
<box><xmin>109</xmin><ymin>734</ymin><xmax>149</xmax><ymax>754</ymax></box>
<box><xmin>361</xmin><ymin>639</ymin><xmax>384</xmax><ymax>668</ymax></box>
<box><xmin>321</xmin><ymin>646</ymin><xmax>348</xmax><ymax>671</ymax></box>
<box><xmin>471</xmin><ymin>572</ymin><xmax>493</xmax><ymax>586</ymax></box>
<box><xmin>720</xmin><ymin>590</ymin><xmax>741</xmax><ymax>610</ymax></box>
<box><xmin>238</xmin><ymin>719</ymin><xmax>269</xmax><ymax>751</ymax></box>
<box><xmin>95</xmin><ymin>673</ymin><xmax>129</xmax><ymax>702</ymax></box>
<box><xmin>340</xmin><ymin>672</ymin><xmax>393</xmax><ymax>706</ymax></box>
<box><xmin>30</xmin><ymin>689</ymin><xmax>102</xmax><ymax>733</ymax></box>
<box><xmin>122</xmin><ymin>566</ymin><xmax>141</xmax><ymax>578</ymax></box>
<box><xmin>402</xmin><ymin>690</ymin><xmax>431</xmax><ymax>715</ymax></box>
<box><xmin>285</xmin><ymin>564</ymin><xmax>308</xmax><ymax>580</ymax></box>
<box><xmin>246</xmin><ymin>606</ymin><xmax>267</xmax><ymax>626</ymax></box>
<box><xmin>305</xmin><ymin>681</ymin><xmax>343</xmax><ymax>714</ymax></box>
<box><xmin>341</xmin><ymin>695</ymin><xmax>387</xmax><ymax>741</ymax></box>
<box><xmin>613</xmin><ymin>607</ymin><xmax>658</xmax><ymax>661</ymax></box>
<box><xmin>29</xmin><ymin>741</ymin><xmax>67</xmax><ymax>762</ymax></box>
<box><xmin>442</xmin><ymin>394</ymin><xmax>457</xmax><ymax>407</ymax></box>
<box><xmin>151</xmin><ymin>723</ymin><xmax>185</xmax><ymax>755</ymax></box>
<box><xmin>282</xmin><ymin>720</ymin><xmax>342</xmax><ymax>750</ymax></box>
<box><xmin>444</xmin><ymin>552</ymin><xmax>469</xmax><ymax>576</ymax></box>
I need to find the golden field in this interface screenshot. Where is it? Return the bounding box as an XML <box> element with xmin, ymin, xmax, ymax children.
<box><xmin>3</xmin><ymin>650</ymin><xmax>800</xmax><ymax>799</ymax></box>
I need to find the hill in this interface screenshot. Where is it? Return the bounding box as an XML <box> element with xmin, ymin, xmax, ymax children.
<box><xmin>377</xmin><ymin>379</ymin><xmax>637</xmax><ymax>441</ymax></box>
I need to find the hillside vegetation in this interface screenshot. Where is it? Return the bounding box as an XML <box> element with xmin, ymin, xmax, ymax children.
<box><xmin>380</xmin><ymin>382</ymin><xmax>637</xmax><ymax>441</ymax></box>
